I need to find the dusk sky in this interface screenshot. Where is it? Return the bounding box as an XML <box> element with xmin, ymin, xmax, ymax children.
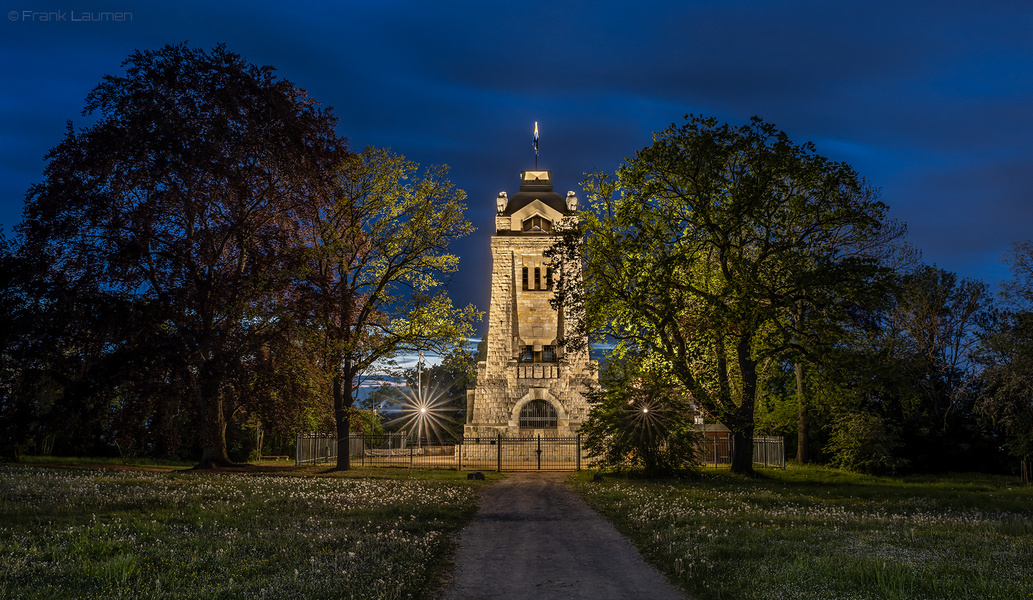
<box><xmin>3</xmin><ymin>1</ymin><xmax>1032</xmax><ymax>339</ymax></box>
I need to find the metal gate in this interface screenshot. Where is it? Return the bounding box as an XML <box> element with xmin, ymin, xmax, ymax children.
<box><xmin>459</xmin><ymin>434</ymin><xmax>583</xmax><ymax>471</ymax></box>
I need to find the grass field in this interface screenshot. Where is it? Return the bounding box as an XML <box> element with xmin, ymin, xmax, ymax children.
<box><xmin>571</xmin><ymin>466</ymin><xmax>1033</xmax><ymax>600</ymax></box>
<box><xmin>0</xmin><ymin>462</ymin><xmax>489</xmax><ymax>599</ymax></box>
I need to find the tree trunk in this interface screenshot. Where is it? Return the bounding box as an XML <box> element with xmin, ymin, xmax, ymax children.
<box><xmin>254</xmin><ymin>419</ymin><xmax>264</xmax><ymax>459</ymax></box>
<box><xmin>793</xmin><ymin>301</ymin><xmax>810</xmax><ymax>465</ymax></box>
<box><xmin>796</xmin><ymin>361</ymin><xmax>809</xmax><ymax>464</ymax></box>
<box><xmin>731</xmin><ymin>336</ymin><xmax>758</xmax><ymax>475</ymax></box>
<box><xmin>197</xmin><ymin>362</ymin><xmax>232</xmax><ymax>468</ymax></box>
<box><xmin>730</xmin><ymin>429</ymin><xmax>754</xmax><ymax>474</ymax></box>
<box><xmin>333</xmin><ymin>370</ymin><xmax>352</xmax><ymax>470</ymax></box>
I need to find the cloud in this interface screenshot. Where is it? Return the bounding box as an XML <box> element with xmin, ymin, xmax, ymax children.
<box><xmin>896</xmin><ymin>158</ymin><xmax>1033</xmax><ymax>279</ymax></box>
<box><xmin>3</xmin><ymin>0</ymin><xmax>1032</xmax><ymax>315</ymax></box>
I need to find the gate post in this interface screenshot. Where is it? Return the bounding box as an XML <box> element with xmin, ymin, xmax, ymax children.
<box><xmin>576</xmin><ymin>433</ymin><xmax>581</xmax><ymax>471</ymax></box>
<box><xmin>497</xmin><ymin>433</ymin><xmax>502</xmax><ymax>472</ymax></box>
<box><xmin>536</xmin><ymin>434</ymin><xmax>542</xmax><ymax>470</ymax></box>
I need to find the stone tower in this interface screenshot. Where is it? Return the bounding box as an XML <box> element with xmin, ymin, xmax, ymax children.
<box><xmin>465</xmin><ymin>170</ymin><xmax>596</xmax><ymax>438</ymax></box>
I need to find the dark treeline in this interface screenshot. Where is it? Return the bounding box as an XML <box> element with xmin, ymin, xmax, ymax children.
<box><xmin>2</xmin><ymin>46</ymin><xmax>1031</xmax><ymax>476</ymax></box>
<box><xmin>0</xmin><ymin>43</ymin><xmax>478</xmax><ymax>468</ymax></box>
<box><xmin>759</xmin><ymin>264</ymin><xmax>1009</xmax><ymax>474</ymax></box>
<box><xmin>555</xmin><ymin>116</ymin><xmax>1032</xmax><ymax>476</ymax></box>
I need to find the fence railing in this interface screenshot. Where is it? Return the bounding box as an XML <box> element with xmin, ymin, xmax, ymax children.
<box><xmin>296</xmin><ymin>432</ymin><xmax>417</xmax><ymax>467</ymax></box>
<box><xmin>295</xmin><ymin>432</ymin><xmax>338</xmax><ymax>466</ymax></box>
<box><xmin>296</xmin><ymin>432</ymin><xmax>784</xmax><ymax>471</ymax></box>
<box><xmin>697</xmin><ymin>436</ymin><xmax>785</xmax><ymax>469</ymax></box>
<box><xmin>752</xmin><ymin>436</ymin><xmax>785</xmax><ymax>469</ymax></box>
<box><xmin>461</xmin><ymin>435</ymin><xmax>583</xmax><ymax>471</ymax></box>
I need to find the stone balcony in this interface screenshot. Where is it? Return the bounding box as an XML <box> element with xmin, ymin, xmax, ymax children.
<box><xmin>516</xmin><ymin>364</ymin><xmax>560</xmax><ymax>379</ymax></box>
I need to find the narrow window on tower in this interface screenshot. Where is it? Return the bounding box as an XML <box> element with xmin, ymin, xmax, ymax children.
<box><xmin>534</xmin><ymin>267</ymin><xmax>541</xmax><ymax>290</ymax></box>
<box><xmin>522</xmin><ymin>267</ymin><xmax>529</xmax><ymax>290</ymax></box>
<box><xmin>545</xmin><ymin>267</ymin><xmax>553</xmax><ymax>290</ymax></box>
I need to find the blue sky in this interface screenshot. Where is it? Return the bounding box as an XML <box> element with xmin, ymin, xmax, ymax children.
<box><xmin>3</xmin><ymin>1</ymin><xmax>1032</xmax><ymax>337</ymax></box>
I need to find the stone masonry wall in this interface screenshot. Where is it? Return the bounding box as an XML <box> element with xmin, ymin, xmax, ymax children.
<box><xmin>467</xmin><ymin>229</ymin><xmax>596</xmax><ymax>439</ymax></box>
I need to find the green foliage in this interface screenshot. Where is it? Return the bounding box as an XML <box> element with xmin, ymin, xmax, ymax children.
<box><xmin>351</xmin><ymin>408</ymin><xmax>385</xmax><ymax>436</ymax></box>
<box><xmin>978</xmin><ymin>241</ymin><xmax>1033</xmax><ymax>462</ymax></box>
<box><xmin>14</xmin><ymin>43</ymin><xmax>347</xmax><ymax>466</ymax></box>
<box><xmin>405</xmin><ymin>348</ymin><xmax>477</xmax><ymax>412</ymax></box>
<box><xmin>826</xmin><ymin>412</ymin><xmax>906</xmax><ymax>475</ymax></box>
<box><xmin>396</xmin><ymin>347</ymin><xmax>478</xmax><ymax>442</ymax></box>
<box><xmin>581</xmin><ymin>357</ymin><xmax>701</xmax><ymax>475</ymax></box>
<box><xmin>555</xmin><ymin>114</ymin><xmax>898</xmax><ymax>474</ymax></box>
<box><xmin>856</xmin><ymin>265</ymin><xmax>999</xmax><ymax>472</ymax></box>
<box><xmin>299</xmin><ymin>146</ymin><xmax>481</xmax><ymax>468</ymax></box>
<box><xmin>4</xmin><ymin>45</ymin><xmax>481</xmax><ymax>468</ymax></box>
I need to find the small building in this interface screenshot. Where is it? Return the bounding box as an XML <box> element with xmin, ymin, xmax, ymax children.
<box><xmin>464</xmin><ymin>170</ymin><xmax>598</xmax><ymax>440</ymax></box>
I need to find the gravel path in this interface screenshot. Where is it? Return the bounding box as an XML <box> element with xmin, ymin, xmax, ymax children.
<box><xmin>442</xmin><ymin>472</ymin><xmax>689</xmax><ymax>600</ymax></box>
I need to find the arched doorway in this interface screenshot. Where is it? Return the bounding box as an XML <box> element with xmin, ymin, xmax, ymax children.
<box><xmin>518</xmin><ymin>399</ymin><xmax>558</xmax><ymax>430</ymax></box>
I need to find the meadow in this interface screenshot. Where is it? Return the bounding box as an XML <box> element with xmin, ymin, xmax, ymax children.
<box><xmin>571</xmin><ymin>466</ymin><xmax>1033</xmax><ymax>600</ymax></box>
<box><xmin>6</xmin><ymin>460</ymin><xmax>1032</xmax><ymax>600</ymax></box>
<box><xmin>0</xmin><ymin>463</ymin><xmax>487</xmax><ymax>599</ymax></box>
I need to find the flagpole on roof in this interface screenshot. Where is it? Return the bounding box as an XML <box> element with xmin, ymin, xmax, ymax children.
<box><xmin>533</xmin><ymin>121</ymin><xmax>539</xmax><ymax>169</ymax></box>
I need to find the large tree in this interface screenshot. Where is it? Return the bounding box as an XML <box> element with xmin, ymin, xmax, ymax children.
<box><xmin>299</xmin><ymin>147</ymin><xmax>480</xmax><ymax>470</ymax></box>
<box><xmin>788</xmin><ymin>216</ymin><xmax>910</xmax><ymax>463</ymax></box>
<box><xmin>979</xmin><ymin>242</ymin><xmax>1033</xmax><ymax>468</ymax></box>
<box><xmin>558</xmin><ymin>115</ymin><xmax>896</xmax><ymax>474</ymax></box>
<box><xmin>18</xmin><ymin>43</ymin><xmax>347</xmax><ymax>467</ymax></box>
<box><xmin>890</xmin><ymin>266</ymin><xmax>992</xmax><ymax>434</ymax></box>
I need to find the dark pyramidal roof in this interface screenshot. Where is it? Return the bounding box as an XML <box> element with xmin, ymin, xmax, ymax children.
<box><xmin>500</xmin><ymin>170</ymin><xmax>568</xmax><ymax>216</ymax></box>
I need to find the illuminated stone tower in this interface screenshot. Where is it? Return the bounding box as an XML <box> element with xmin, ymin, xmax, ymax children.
<box><xmin>465</xmin><ymin>170</ymin><xmax>596</xmax><ymax>439</ymax></box>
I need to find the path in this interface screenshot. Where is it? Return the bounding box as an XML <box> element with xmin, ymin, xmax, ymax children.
<box><xmin>442</xmin><ymin>472</ymin><xmax>689</xmax><ymax>600</ymax></box>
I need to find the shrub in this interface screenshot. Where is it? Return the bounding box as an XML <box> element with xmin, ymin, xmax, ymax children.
<box><xmin>581</xmin><ymin>358</ymin><xmax>700</xmax><ymax>475</ymax></box>
<box><xmin>826</xmin><ymin>412</ymin><xmax>906</xmax><ymax>475</ymax></box>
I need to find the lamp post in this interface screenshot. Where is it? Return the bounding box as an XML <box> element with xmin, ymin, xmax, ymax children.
<box><xmin>417</xmin><ymin>350</ymin><xmax>425</xmax><ymax>443</ymax></box>
<box><xmin>418</xmin><ymin>350</ymin><xmax>424</xmax><ymax>402</ymax></box>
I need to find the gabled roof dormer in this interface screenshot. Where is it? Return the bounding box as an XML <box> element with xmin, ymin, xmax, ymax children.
<box><xmin>495</xmin><ymin>170</ymin><xmax>572</xmax><ymax>234</ymax></box>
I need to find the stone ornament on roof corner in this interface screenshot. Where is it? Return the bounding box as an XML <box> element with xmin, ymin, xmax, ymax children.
<box><xmin>566</xmin><ymin>191</ymin><xmax>578</xmax><ymax>212</ymax></box>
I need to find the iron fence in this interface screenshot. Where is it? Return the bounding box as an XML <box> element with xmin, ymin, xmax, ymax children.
<box><xmin>296</xmin><ymin>432</ymin><xmax>784</xmax><ymax>471</ymax></box>
<box><xmin>295</xmin><ymin>432</ymin><xmax>338</xmax><ymax>466</ymax></box>
<box><xmin>752</xmin><ymin>436</ymin><xmax>785</xmax><ymax>469</ymax></box>
<box><xmin>296</xmin><ymin>432</ymin><xmax>459</xmax><ymax>469</ymax></box>
<box><xmin>698</xmin><ymin>436</ymin><xmax>785</xmax><ymax>469</ymax></box>
<box><xmin>295</xmin><ymin>432</ymin><xmax>581</xmax><ymax>471</ymax></box>
<box><xmin>355</xmin><ymin>435</ymin><xmax>459</xmax><ymax>470</ymax></box>
<box><xmin>460</xmin><ymin>435</ymin><xmax>583</xmax><ymax>471</ymax></box>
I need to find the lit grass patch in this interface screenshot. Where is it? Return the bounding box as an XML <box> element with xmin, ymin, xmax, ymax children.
<box><xmin>19</xmin><ymin>455</ymin><xmax>194</xmax><ymax>469</ymax></box>
<box><xmin>571</xmin><ymin>466</ymin><xmax>1033</xmax><ymax>600</ymax></box>
<box><xmin>0</xmin><ymin>464</ymin><xmax>487</xmax><ymax>599</ymax></box>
